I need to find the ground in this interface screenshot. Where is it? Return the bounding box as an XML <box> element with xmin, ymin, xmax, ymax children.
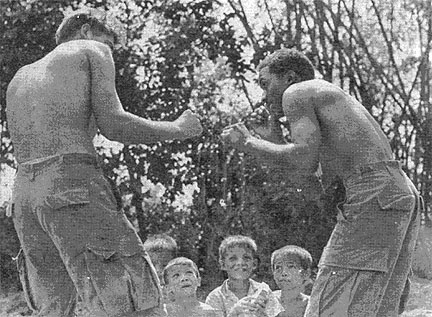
<box><xmin>1</xmin><ymin>276</ymin><xmax>431</xmax><ymax>316</ymax></box>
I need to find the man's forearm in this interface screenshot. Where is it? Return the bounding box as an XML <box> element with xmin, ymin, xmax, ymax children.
<box><xmin>251</xmin><ymin>117</ymin><xmax>286</xmax><ymax>144</ymax></box>
<box><xmin>243</xmin><ymin>137</ymin><xmax>304</xmax><ymax>168</ymax></box>
<box><xmin>102</xmin><ymin>112</ymin><xmax>182</xmax><ymax>144</ymax></box>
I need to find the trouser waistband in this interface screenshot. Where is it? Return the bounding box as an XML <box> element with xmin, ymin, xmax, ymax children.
<box><xmin>345</xmin><ymin>160</ymin><xmax>401</xmax><ymax>180</ymax></box>
<box><xmin>18</xmin><ymin>153</ymin><xmax>98</xmax><ymax>175</ymax></box>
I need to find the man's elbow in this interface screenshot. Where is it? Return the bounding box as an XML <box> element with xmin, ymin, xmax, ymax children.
<box><xmin>98</xmin><ymin>120</ymin><xmax>127</xmax><ymax>143</ymax></box>
<box><xmin>277</xmin><ymin>144</ymin><xmax>318</xmax><ymax>171</ymax></box>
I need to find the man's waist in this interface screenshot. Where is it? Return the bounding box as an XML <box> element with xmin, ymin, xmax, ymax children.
<box><xmin>344</xmin><ymin>160</ymin><xmax>402</xmax><ymax>180</ymax></box>
<box><xmin>18</xmin><ymin>153</ymin><xmax>99</xmax><ymax>174</ymax></box>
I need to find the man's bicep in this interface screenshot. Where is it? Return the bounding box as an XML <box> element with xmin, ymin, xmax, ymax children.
<box><xmin>290</xmin><ymin>114</ymin><xmax>321</xmax><ymax>148</ymax></box>
<box><xmin>282</xmin><ymin>93</ymin><xmax>321</xmax><ymax>167</ymax></box>
<box><xmin>283</xmin><ymin>92</ymin><xmax>321</xmax><ymax>147</ymax></box>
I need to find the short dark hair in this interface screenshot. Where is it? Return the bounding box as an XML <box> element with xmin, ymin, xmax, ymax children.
<box><xmin>218</xmin><ymin>235</ymin><xmax>258</xmax><ymax>263</ymax></box>
<box><xmin>258</xmin><ymin>48</ymin><xmax>315</xmax><ymax>81</ymax></box>
<box><xmin>162</xmin><ymin>257</ymin><xmax>200</xmax><ymax>285</ymax></box>
<box><xmin>271</xmin><ymin>245</ymin><xmax>313</xmax><ymax>272</ymax></box>
<box><xmin>143</xmin><ymin>233</ymin><xmax>178</xmax><ymax>254</ymax></box>
<box><xmin>55</xmin><ymin>7</ymin><xmax>124</xmax><ymax>45</ymax></box>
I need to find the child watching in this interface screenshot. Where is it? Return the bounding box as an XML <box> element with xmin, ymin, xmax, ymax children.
<box><xmin>206</xmin><ymin>235</ymin><xmax>283</xmax><ymax>317</ymax></box>
<box><xmin>143</xmin><ymin>233</ymin><xmax>178</xmax><ymax>283</ymax></box>
<box><xmin>271</xmin><ymin>245</ymin><xmax>312</xmax><ymax>317</ymax></box>
<box><xmin>163</xmin><ymin>257</ymin><xmax>223</xmax><ymax>317</ymax></box>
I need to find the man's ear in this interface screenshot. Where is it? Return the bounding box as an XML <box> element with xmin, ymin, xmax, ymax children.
<box><xmin>286</xmin><ymin>70</ymin><xmax>299</xmax><ymax>85</ymax></box>
<box><xmin>80</xmin><ymin>23</ymin><xmax>92</xmax><ymax>39</ymax></box>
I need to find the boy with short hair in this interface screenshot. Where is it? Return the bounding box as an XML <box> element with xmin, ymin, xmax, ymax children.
<box><xmin>163</xmin><ymin>257</ymin><xmax>222</xmax><ymax>317</ymax></box>
<box><xmin>205</xmin><ymin>235</ymin><xmax>283</xmax><ymax>317</ymax></box>
<box><xmin>144</xmin><ymin>233</ymin><xmax>179</xmax><ymax>283</ymax></box>
<box><xmin>271</xmin><ymin>245</ymin><xmax>312</xmax><ymax>317</ymax></box>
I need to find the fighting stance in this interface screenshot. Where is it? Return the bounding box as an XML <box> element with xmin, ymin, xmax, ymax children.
<box><xmin>222</xmin><ymin>48</ymin><xmax>422</xmax><ymax>316</ymax></box>
<box><xmin>6</xmin><ymin>8</ymin><xmax>202</xmax><ymax>317</ymax></box>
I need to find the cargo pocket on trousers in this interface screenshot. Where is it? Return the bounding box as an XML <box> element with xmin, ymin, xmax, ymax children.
<box><xmin>339</xmin><ymin>201</ymin><xmax>368</xmax><ymax>221</ymax></box>
<box><xmin>15</xmin><ymin>249</ymin><xmax>38</xmax><ymax>312</ymax></box>
<box><xmin>376</xmin><ymin>185</ymin><xmax>415</xmax><ymax>212</ymax></box>
<box><xmin>45</xmin><ymin>178</ymin><xmax>90</xmax><ymax>210</ymax></box>
<box><xmin>83</xmin><ymin>246</ymin><xmax>160</xmax><ymax>313</ymax></box>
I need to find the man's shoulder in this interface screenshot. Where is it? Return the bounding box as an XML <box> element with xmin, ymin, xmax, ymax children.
<box><xmin>55</xmin><ymin>40</ymin><xmax>111</xmax><ymax>61</ymax></box>
<box><xmin>283</xmin><ymin>79</ymin><xmax>347</xmax><ymax>114</ymax></box>
<box><xmin>285</xmin><ymin>79</ymin><xmax>342</xmax><ymax>99</ymax></box>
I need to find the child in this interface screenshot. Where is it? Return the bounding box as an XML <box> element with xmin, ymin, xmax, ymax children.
<box><xmin>206</xmin><ymin>235</ymin><xmax>284</xmax><ymax>317</ymax></box>
<box><xmin>271</xmin><ymin>245</ymin><xmax>312</xmax><ymax>317</ymax></box>
<box><xmin>143</xmin><ymin>233</ymin><xmax>178</xmax><ymax>283</ymax></box>
<box><xmin>163</xmin><ymin>257</ymin><xmax>223</xmax><ymax>317</ymax></box>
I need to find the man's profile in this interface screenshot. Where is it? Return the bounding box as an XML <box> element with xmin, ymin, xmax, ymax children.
<box><xmin>222</xmin><ymin>48</ymin><xmax>422</xmax><ymax>316</ymax></box>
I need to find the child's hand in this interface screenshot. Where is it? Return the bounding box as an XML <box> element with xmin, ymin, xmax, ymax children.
<box><xmin>228</xmin><ymin>296</ymin><xmax>267</xmax><ymax>316</ymax></box>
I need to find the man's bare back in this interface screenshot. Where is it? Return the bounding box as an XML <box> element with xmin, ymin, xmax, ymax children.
<box><xmin>287</xmin><ymin>79</ymin><xmax>394</xmax><ymax>185</ymax></box>
<box><xmin>7</xmin><ymin>40</ymin><xmax>202</xmax><ymax>164</ymax></box>
<box><xmin>7</xmin><ymin>40</ymin><xmax>98</xmax><ymax>163</ymax></box>
<box><xmin>222</xmin><ymin>77</ymin><xmax>393</xmax><ymax>188</ymax></box>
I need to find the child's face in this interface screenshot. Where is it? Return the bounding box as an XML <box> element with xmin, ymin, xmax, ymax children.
<box><xmin>164</xmin><ymin>264</ymin><xmax>200</xmax><ymax>299</ymax></box>
<box><xmin>273</xmin><ymin>254</ymin><xmax>308</xmax><ymax>291</ymax></box>
<box><xmin>221</xmin><ymin>246</ymin><xmax>257</xmax><ymax>280</ymax></box>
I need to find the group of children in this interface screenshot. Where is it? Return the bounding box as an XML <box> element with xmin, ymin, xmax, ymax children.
<box><xmin>143</xmin><ymin>234</ymin><xmax>313</xmax><ymax>317</ymax></box>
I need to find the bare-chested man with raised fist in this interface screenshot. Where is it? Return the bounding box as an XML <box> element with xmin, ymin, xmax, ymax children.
<box><xmin>222</xmin><ymin>48</ymin><xmax>422</xmax><ymax>316</ymax></box>
<box><xmin>6</xmin><ymin>7</ymin><xmax>202</xmax><ymax>317</ymax></box>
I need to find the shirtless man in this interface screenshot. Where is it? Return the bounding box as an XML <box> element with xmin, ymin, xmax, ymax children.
<box><xmin>6</xmin><ymin>8</ymin><xmax>202</xmax><ymax>317</ymax></box>
<box><xmin>221</xmin><ymin>48</ymin><xmax>422</xmax><ymax>316</ymax></box>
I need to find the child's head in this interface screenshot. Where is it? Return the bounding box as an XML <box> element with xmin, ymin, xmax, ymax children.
<box><xmin>218</xmin><ymin>235</ymin><xmax>258</xmax><ymax>281</ymax></box>
<box><xmin>271</xmin><ymin>245</ymin><xmax>312</xmax><ymax>291</ymax></box>
<box><xmin>162</xmin><ymin>257</ymin><xmax>201</xmax><ymax>300</ymax></box>
<box><xmin>144</xmin><ymin>233</ymin><xmax>178</xmax><ymax>282</ymax></box>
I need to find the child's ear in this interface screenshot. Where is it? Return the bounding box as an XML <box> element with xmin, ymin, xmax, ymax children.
<box><xmin>253</xmin><ymin>258</ymin><xmax>259</xmax><ymax>270</ymax></box>
<box><xmin>197</xmin><ymin>276</ymin><xmax>202</xmax><ymax>287</ymax></box>
<box><xmin>219</xmin><ymin>259</ymin><xmax>226</xmax><ymax>271</ymax></box>
<box><xmin>302</xmin><ymin>269</ymin><xmax>312</xmax><ymax>283</ymax></box>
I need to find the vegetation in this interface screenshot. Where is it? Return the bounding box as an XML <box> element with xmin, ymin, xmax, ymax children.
<box><xmin>1</xmin><ymin>0</ymin><xmax>431</xmax><ymax>296</ymax></box>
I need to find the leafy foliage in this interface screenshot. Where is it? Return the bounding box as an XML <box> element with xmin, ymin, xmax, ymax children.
<box><xmin>1</xmin><ymin>0</ymin><xmax>431</xmax><ymax>297</ymax></box>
